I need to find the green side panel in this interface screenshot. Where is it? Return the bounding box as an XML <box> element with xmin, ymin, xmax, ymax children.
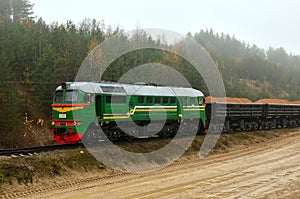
<box><xmin>100</xmin><ymin>95</ymin><xmax>180</xmax><ymax>122</ymax></box>
<box><xmin>97</xmin><ymin>95</ymin><xmax>206</xmax><ymax>128</ymax></box>
<box><xmin>75</xmin><ymin>103</ymin><xmax>96</xmax><ymax>134</ymax></box>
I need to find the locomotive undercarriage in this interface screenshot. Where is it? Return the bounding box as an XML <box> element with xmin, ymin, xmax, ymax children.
<box><xmin>82</xmin><ymin>119</ymin><xmax>203</xmax><ymax>142</ymax></box>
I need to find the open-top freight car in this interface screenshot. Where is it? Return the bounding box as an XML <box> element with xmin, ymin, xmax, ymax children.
<box><xmin>51</xmin><ymin>82</ymin><xmax>206</xmax><ymax>144</ymax></box>
<box><xmin>264</xmin><ymin>103</ymin><xmax>300</xmax><ymax>128</ymax></box>
<box><xmin>206</xmin><ymin>102</ymin><xmax>300</xmax><ymax>132</ymax></box>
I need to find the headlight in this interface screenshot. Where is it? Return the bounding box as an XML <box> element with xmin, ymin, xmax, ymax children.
<box><xmin>73</xmin><ymin>122</ymin><xmax>81</xmax><ymax>126</ymax></box>
<box><xmin>51</xmin><ymin>121</ymin><xmax>55</xmax><ymax>126</ymax></box>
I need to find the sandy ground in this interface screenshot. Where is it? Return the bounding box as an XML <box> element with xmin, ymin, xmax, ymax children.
<box><xmin>3</xmin><ymin>131</ymin><xmax>300</xmax><ymax>199</ymax></box>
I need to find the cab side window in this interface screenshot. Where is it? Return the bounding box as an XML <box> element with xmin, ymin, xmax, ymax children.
<box><xmin>84</xmin><ymin>93</ymin><xmax>94</xmax><ymax>103</ymax></box>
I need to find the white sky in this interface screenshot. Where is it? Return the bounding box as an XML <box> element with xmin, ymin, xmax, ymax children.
<box><xmin>31</xmin><ymin>0</ymin><xmax>300</xmax><ymax>55</ymax></box>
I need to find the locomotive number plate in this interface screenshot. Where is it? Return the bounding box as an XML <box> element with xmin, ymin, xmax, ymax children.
<box><xmin>59</xmin><ymin>114</ymin><xmax>66</xmax><ymax>118</ymax></box>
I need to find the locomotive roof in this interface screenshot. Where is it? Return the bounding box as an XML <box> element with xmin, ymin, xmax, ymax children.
<box><xmin>56</xmin><ymin>82</ymin><xmax>204</xmax><ymax>97</ymax></box>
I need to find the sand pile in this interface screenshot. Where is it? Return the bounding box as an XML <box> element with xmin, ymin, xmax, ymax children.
<box><xmin>205</xmin><ymin>96</ymin><xmax>252</xmax><ymax>103</ymax></box>
<box><xmin>205</xmin><ymin>97</ymin><xmax>300</xmax><ymax>104</ymax></box>
<box><xmin>254</xmin><ymin>99</ymin><xmax>290</xmax><ymax>104</ymax></box>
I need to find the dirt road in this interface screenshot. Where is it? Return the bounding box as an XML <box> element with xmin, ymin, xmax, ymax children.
<box><xmin>14</xmin><ymin>131</ymin><xmax>300</xmax><ymax>198</ymax></box>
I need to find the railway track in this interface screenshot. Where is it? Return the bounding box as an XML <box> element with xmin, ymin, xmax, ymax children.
<box><xmin>0</xmin><ymin>143</ymin><xmax>84</xmax><ymax>156</ymax></box>
<box><xmin>0</xmin><ymin>135</ymin><xmax>169</xmax><ymax>157</ymax></box>
<box><xmin>0</xmin><ymin>136</ymin><xmax>164</xmax><ymax>157</ymax></box>
<box><xmin>0</xmin><ymin>125</ymin><xmax>295</xmax><ymax>157</ymax></box>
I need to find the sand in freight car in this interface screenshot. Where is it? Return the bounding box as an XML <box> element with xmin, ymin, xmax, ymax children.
<box><xmin>205</xmin><ymin>96</ymin><xmax>253</xmax><ymax>103</ymax></box>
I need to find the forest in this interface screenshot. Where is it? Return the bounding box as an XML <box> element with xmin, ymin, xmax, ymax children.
<box><xmin>1</xmin><ymin>0</ymin><xmax>300</xmax><ymax>147</ymax></box>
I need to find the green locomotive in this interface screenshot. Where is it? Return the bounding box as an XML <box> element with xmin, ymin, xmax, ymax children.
<box><xmin>51</xmin><ymin>82</ymin><xmax>206</xmax><ymax>144</ymax></box>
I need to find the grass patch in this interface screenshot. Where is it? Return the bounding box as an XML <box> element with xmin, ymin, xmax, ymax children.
<box><xmin>0</xmin><ymin>148</ymin><xmax>106</xmax><ymax>187</ymax></box>
<box><xmin>0</xmin><ymin>163</ymin><xmax>32</xmax><ymax>185</ymax></box>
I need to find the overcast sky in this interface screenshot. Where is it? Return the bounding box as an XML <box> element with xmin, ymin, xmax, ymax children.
<box><xmin>31</xmin><ymin>0</ymin><xmax>300</xmax><ymax>55</ymax></box>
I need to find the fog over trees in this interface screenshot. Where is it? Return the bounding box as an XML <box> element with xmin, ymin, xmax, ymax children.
<box><xmin>1</xmin><ymin>0</ymin><xmax>300</xmax><ymax>147</ymax></box>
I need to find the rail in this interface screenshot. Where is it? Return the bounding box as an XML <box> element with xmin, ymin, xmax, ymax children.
<box><xmin>0</xmin><ymin>143</ymin><xmax>84</xmax><ymax>156</ymax></box>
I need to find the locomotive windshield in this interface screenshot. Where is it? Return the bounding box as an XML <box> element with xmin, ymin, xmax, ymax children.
<box><xmin>65</xmin><ymin>90</ymin><xmax>78</xmax><ymax>102</ymax></box>
<box><xmin>55</xmin><ymin>91</ymin><xmax>63</xmax><ymax>102</ymax></box>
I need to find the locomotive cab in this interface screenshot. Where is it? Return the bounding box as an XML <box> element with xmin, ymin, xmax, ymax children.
<box><xmin>51</xmin><ymin>83</ymin><xmax>95</xmax><ymax>144</ymax></box>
